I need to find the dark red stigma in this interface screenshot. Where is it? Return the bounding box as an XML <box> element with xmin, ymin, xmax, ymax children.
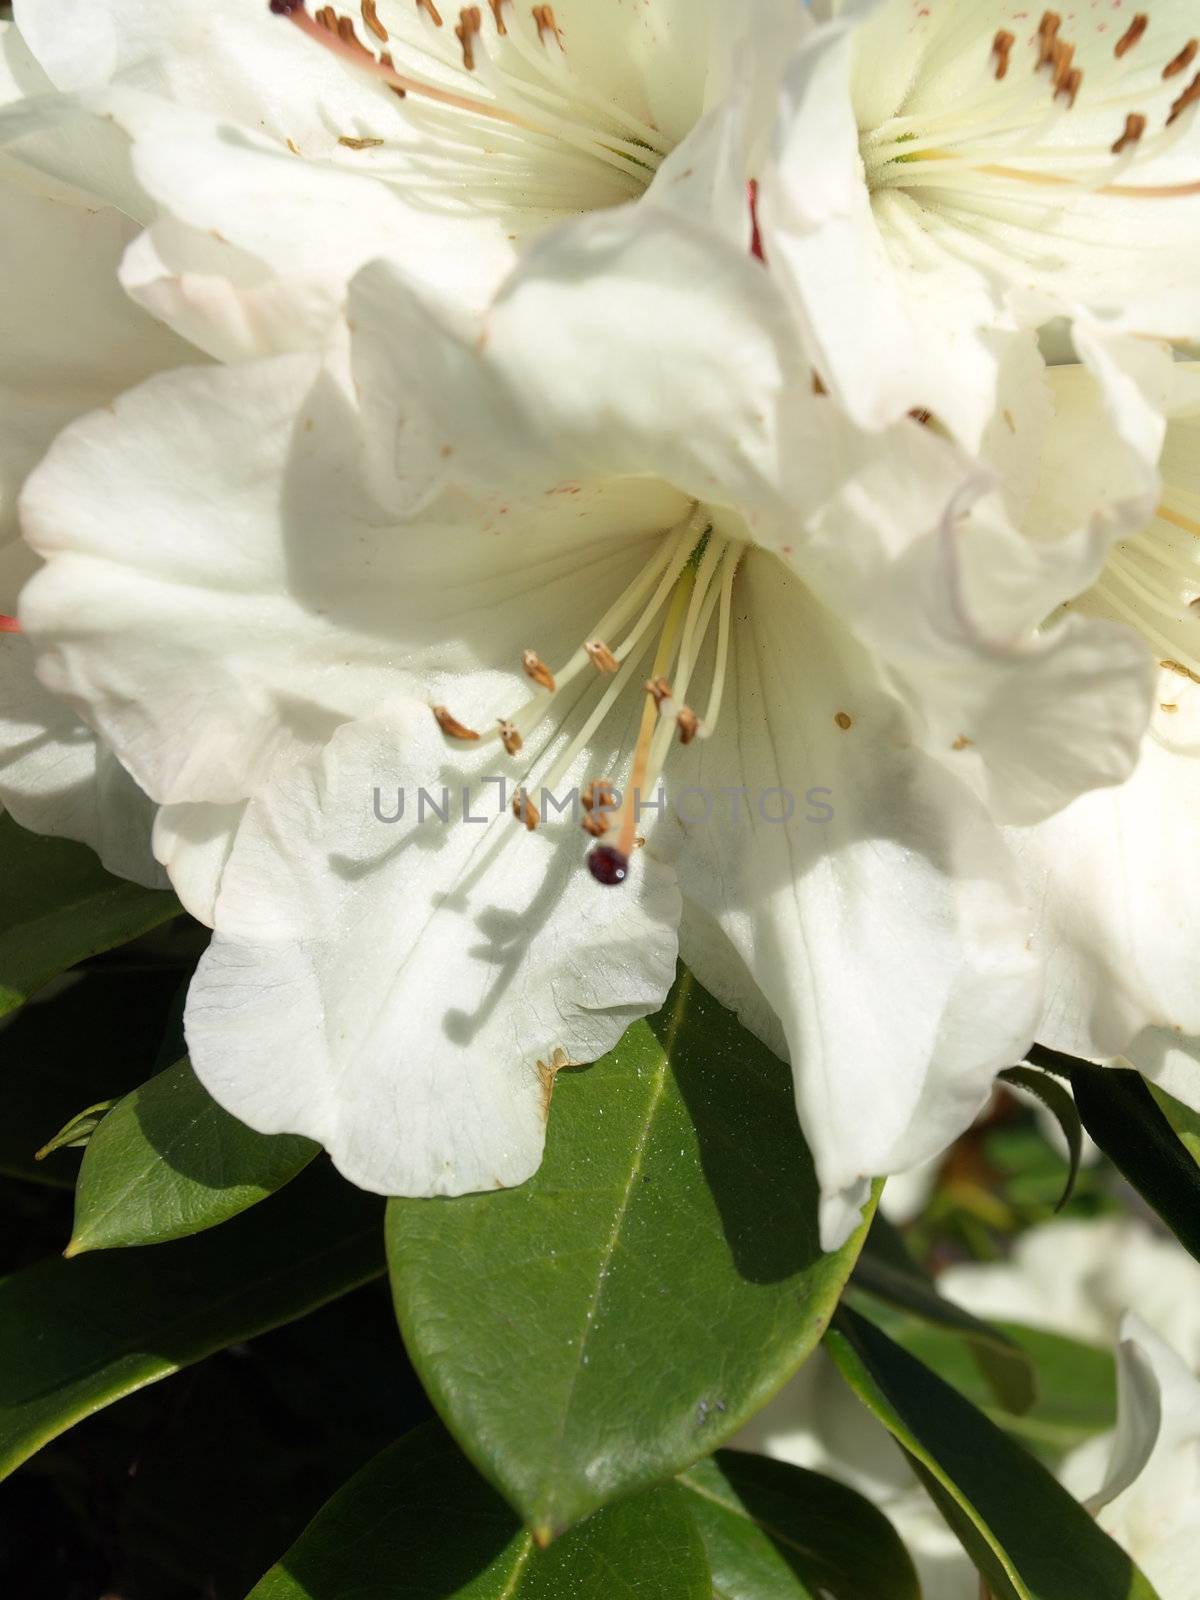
<box><xmin>268</xmin><ymin>0</ymin><xmax>304</xmax><ymax>14</ymax></box>
<box><xmin>587</xmin><ymin>845</ymin><xmax>629</xmax><ymax>886</ymax></box>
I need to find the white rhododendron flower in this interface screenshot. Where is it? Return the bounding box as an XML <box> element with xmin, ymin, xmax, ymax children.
<box><xmin>760</xmin><ymin>1</ymin><xmax>1200</xmax><ymax>446</ymax></box>
<box><xmin>16</xmin><ymin>198</ymin><xmax>1164</xmax><ymax>1244</ymax></box>
<box><xmin>0</xmin><ymin>20</ymin><xmax>191</xmax><ymax>882</ymax></box>
<box><xmin>737</xmin><ymin>1215</ymin><xmax>1200</xmax><ymax>1599</ymax></box>
<box><xmin>10</xmin><ymin>0</ymin><xmax>805</xmax><ymax>360</ymax></box>
<box><xmin>1011</xmin><ymin>364</ymin><xmax>1200</xmax><ymax>1102</ymax></box>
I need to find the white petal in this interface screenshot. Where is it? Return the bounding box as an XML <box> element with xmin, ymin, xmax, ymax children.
<box><xmin>185</xmin><ymin>706</ymin><xmax>680</xmax><ymax>1196</ymax></box>
<box><xmin>152</xmin><ymin>800</ymin><xmax>246</xmax><ymax>924</ymax></box>
<box><xmin>659</xmin><ymin>551</ymin><xmax>1042</xmax><ymax>1247</ymax></box>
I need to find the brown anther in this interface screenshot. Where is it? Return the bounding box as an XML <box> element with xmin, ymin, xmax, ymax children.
<box><xmin>531</xmin><ymin>4</ymin><xmax>562</xmax><ymax>47</ymax></box>
<box><xmin>1051</xmin><ymin>39</ymin><xmax>1076</xmax><ymax>95</ymax></box>
<box><xmin>433</xmin><ymin>705</ymin><xmax>480</xmax><ymax>740</ymax></box>
<box><xmin>1168</xmin><ymin>70</ymin><xmax>1200</xmax><ymax>125</ymax></box>
<box><xmin>644</xmin><ymin>676</ymin><xmax>674</xmax><ymax>709</ymax></box>
<box><xmin>315</xmin><ymin>5</ymin><xmax>336</xmax><ymax>28</ymax></box>
<box><xmin>338</xmin><ymin>134</ymin><xmax>385</xmax><ymax>147</ymax></box>
<box><xmin>675</xmin><ymin>706</ymin><xmax>700</xmax><ymax>745</ymax></box>
<box><xmin>952</xmin><ymin>734</ymin><xmax>974</xmax><ymax>751</ymax></box>
<box><xmin>1114</xmin><ymin>14</ymin><xmax>1148</xmax><ymax>59</ymax></box>
<box><xmin>379</xmin><ymin>49</ymin><xmax>406</xmax><ymax>93</ymax></box>
<box><xmin>582</xmin><ymin>810</ymin><xmax>611</xmax><ymax>837</ymax></box>
<box><xmin>1056</xmin><ymin>66</ymin><xmax>1082</xmax><ymax>108</ymax></box>
<box><xmin>1036</xmin><ymin>12</ymin><xmax>1062</xmax><ymax>70</ymax></box>
<box><xmin>1112</xmin><ymin>113</ymin><xmax>1147</xmax><ymax>155</ymax></box>
<box><xmin>488</xmin><ymin>0</ymin><xmax>507</xmax><ymax>32</ymax></box>
<box><xmin>1163</xmin><ymin>40</ymin><xmax>1198</xmax><ymax>79</ymax></box>
<box><xmin>336</xmin><ymin>13</ymin><xmax>369</xmax><ymax>53</ymax></box>
<box><xmin>811</xmin><ymin>372</ymin><xmax>828</xmax><ymax>397</ymax></box>
<box><xmin>992</xmin><ymin>30</ymin><xmax>1015</xmax><ymax>80</ymax></box>
<box><xmin>498</xmin><ymin>719</ymin><xmax>523</xmax><ymax>755</ymax></box>
<box><xmin>416</xmin><ymin>0</ymin><xmax>443</xmax><ymax>25</ymax></box>
<box><xmin>582</xmin><ymin>779</ymin><xmax>616</xmax><ymax>813</ymax></box>
<box><xmin>455</xmin><ymin>5</ymin><xmax>481</xmax><ymax>68</ymax></box>
<box><xmin>585</xmin><ymin>639</ymin><xmax>619</xmax><ymax>674</ymax></box>
<box><xmin>513</xmin><ymin>788</ymin><xmax>540</xmax><ymax>830</ymax></box>
<box><xmin>521</xmin><ymin>649</ymin><xmax>556</xmax><ymax>692</ymax></box>
<box><xmin>361</xmin><ymin>0</ymin><xmax>388</xmax><ymax>39</ymax></box>
<box><xmin>834</xmin><ymin>711</ymin><xmax>853</xmax><ymax>731</ymax></box>
<box><xmin>1162</xmin><ymin>658</ymin><xmax>1200</xmax><ymax>685</ymax></box>
<box><xmin>908</xmin><ymin>407</ymin><xmax>933</xmax><ymax>427</ymax></box>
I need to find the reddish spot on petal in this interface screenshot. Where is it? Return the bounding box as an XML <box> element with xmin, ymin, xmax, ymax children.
<box><xmin>0</xmin><ymin>615</ymin><xmax>20</xmax><ymax>635</ymax></box>
<box><xmin>747</xmin><ymin>178</ymin><xmax>765</xmax><ymax>264</ymax></box>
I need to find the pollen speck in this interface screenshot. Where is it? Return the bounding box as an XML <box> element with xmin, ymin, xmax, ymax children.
<box><xmin>834</xmin><ymin>712</ymin><xmax>853</xmax><ymax>730</ymax></box>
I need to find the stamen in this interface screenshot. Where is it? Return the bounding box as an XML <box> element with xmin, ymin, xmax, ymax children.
<box><xmin>513</xmin><ymin>788</ymin><xmax>539</xmax><ymax>829</ymax></box>
<box><xmin>675</xmin><ymin>706</ymin><xmax>700</xmax><ymax>745</ymax></box>
<box><xmin>1113</xmin><ymin>114</ymin><xmax>1147</xmax><ymax>156</ymax></box>
<box><xmin>360</xmin><ymin>0</ymin><xmax>388</xmax><ymax>40</ymax></box>
<box><xmin>1056</xmin><ymin>66</ymin><xmax>1082</xmax><ymax>109</ymax></box>
<box><xmin>489</xmin><ymin>0</ymin><xmax>508</xmax><ymax>33</ymax></box>
<box><xmin>992</xmin><ymin>30</ymin><xmax>1015</xmax><ymax>81</ymax></box>
<box><xmin>1168</xmin><ymin>72</ymin><xmax>1200</xmax><ymax>126</ymax></box>
<box><xmin>455</xmin><ymin>5</ymin><xmax>481</xmax><ymax>70</ymax></box>
<box><xmin>644</xmin><ymin>676</ymin><xmax>673</xmax><ymax>709</ymax></box>
<box><xmin>433</xmin><ymin>704</ymin><xmax>480</xmax><ymax>740</ymax></box>
<box><xmin>582</xmin><ymin>810</ymin><xmax>611</xmax><ymax>838</ymax></box>
<box><xmin>1164</xmin><ymin>41</ymin><xmax>1199</xmax><ymax>80</ymax></box>
<box><xmin>417</xmin><ymin>0</ymin><xmax>444</xmax><ymax>24</ymax></box>
<box><xmin>498</xmin><ymin>718</ymin><xmax>523</xmax><ymax>755</ymax></box>
<box><xmin>582</xmin><ymin>779</ymin><xmax>616</xmax><ymax>813</ymax></box>
<box><xmin>585</xmin><ymin>640</ymin><xmax>619</xmax><ymax>674</ymax></box>
<box><xmin>531</xmin><ymin>4</ymin><xmax>563</xmax><ymax>50</ymax></box>
<box><xmin>521</xmin><ymin>649</ymin><xmax>556</xmax><ymax>691</ymax></box>
<box><xmin>1115</xmin><ymin>15</ymin><xmax>1148</xmax><ymax>60</ymax></box>
<box><xmin>1037</xmin><ymin>12</ymin><xmax>1062</xmax><ymax>72</ymax></box>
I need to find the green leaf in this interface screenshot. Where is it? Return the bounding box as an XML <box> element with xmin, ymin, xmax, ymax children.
<box><xmin>246</xmin><ymin>1421</ymin><xmax>711</xmax><ymax>1600</ymax></box>
<box><xmin>853</xmin><ymin>1216</ymin><xmax>1037</xmax><ymax>1415</ymax></box>
<box><xmin>1030</xmin><ymin>1047</ymin><xmax>1200</xmax><ymax>1265</ymax></box>
<box><xmin>1000</xmin><ymin>1065</ymin><xmax>1083</xmax><ymax>1212</ymax></box>
<box><xmin>678</xmin><ymin>1451</ymin><xmax>920</xmax><ymax>1600</ymax></box>
<box><xmin>1148</xmin><ymin>1081</ymin><xmax>1200</xmax><ymax>1166</ymax></box>
<box><xmin>66</xmin><ymin>1056</ymin><xmax>317</xmax><ymax>1253</ymax></box>
<box><xmin>0</xmin><ymin>814</ymin><xmax>179</xmax><ymax>1018</ymax></box>
<box><xmin>0</xmin><ymin>1160</ymin><xmax>383</xmax><ymax>1479</ymax></box>
<box><xmin>825</xmin><ymin>1308</ymin><xmax>1160</xmax><ymax>1600</ymax></box>
<box><xmin>387</xmin><ymin>969</ymin><xmax>876</xmax><ymax>1541</ymax></box>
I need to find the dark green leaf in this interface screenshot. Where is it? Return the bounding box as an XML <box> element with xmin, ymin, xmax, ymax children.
<box><xmin>0</xmin><ymin>814</ymin><xmax>179</xmax><ymax>1018</ymax></box>
<box><xmin>825</xmin><ymin>1308</ymin><xmax>1160</xmax><ymax>1600</ymax></box>
<box><xmin>246</xmin><ymin>1421</ymin><xmax>711</xmax><ymax>1600</ymax></box>
<box><xmin>1000</xmin><ymin>1066</ymin><xmax>1083</xmax><ymax>1212</ymax></box>
<box><xmin>1036</xmin><ymin>1050</ymin><xmax>1200</xmax><ymax>1265</ymax></box>
<box><xmin>853</xmin><ymin>1218</ymin><xmax>1036</xmax><ymax>1415</ymax></box>
<box><xmin>678</xmin><ymin>1451</ymin><xmax>920</xmax><ymax>1600</ymax></box>
<box><xmin>0</xmin><ymin>1160</ymin><xmax>383</xmax><ymax>1479</ymax></box>
<box><xmin>388</xmin><ymin>970</ymin><xmax>876</xmax><ymax>1541</ymax></box>
<box><xmin>67</xmin><ymin>1056</ymin><xmax>317</xmax><ymax>1253</ymax></box>
<box><xmin>1148</xmin><ymin>1081</ymin><xmax>1200</xmax><ymax>1167</ymax></box>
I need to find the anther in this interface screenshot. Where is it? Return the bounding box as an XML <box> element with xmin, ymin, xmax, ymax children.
<box><xmin>531</xmin><ymin>4</ymin><xmax>562</xmax><ymax>49</ymax></box>
<box><xmin>521</xmin><ymin>649</ymin><xmax>556</xmax><ymax>692</ymax></box>
<box><xmin>1051</xmin><ymin>40</ymin><xmax>1076</xmax><ymax>96</ymax></box>
<box><xmin>1163</xmin><ymin>41</ymin><xmax>1198</xmax><ymax>79</ymax></box>
<box><xmin>433</xmin><ymin>704</ymin><xmax>480</xmax><ymax>740</ymax></box>
<box><xmin>1114</xmin><ymin>15</ymin><xmax>1148</xmax><ymax>59</ymax></box>
<box><xmin>513</xmin><ymin>788</ymin><xmax>540</xmax><ymax>830</ymax></box>
<box><xmin>582</xmin><ymin>779</ymin><xmax>616</xmax><ymax>813</ymax></box>
<box><xmin>991</xmin><ymin>30</ymin><xmax>1015</xmax><ymax>80</ymax></box>
<box><xmin>644</xmin><ymin>677</ymin><xmax>673</xmax><ymax>709</ymax></box>
<box><xmin>582</xmin><ymin>810</ymin><xmax>610</xmax><ymax>837</ymax></box>
<box><xmin>1113</xmin><ymin>113</ymin><xmax>1147</xmax><ymax>155</ymax></box>
<box><xmin>455</xmin><ymin>6</ymin><xmax>481</xmax><ymax>69</ymax></box>
<box><xmin>1056</xmin><ymin>66</ymin><xmax>1082</xmax><ymax>108</ymax></box>
<box><xmin>1036</xmin><ymin>12</ymin><xmax>1062</xmax><ymax>71</ymax></box>
<box><xmin>1168</xmin><ymin>71</ymin><xmax>1200</xmax><ymax>126</ymax></box>
<box><xmin>361</xmin><ymin>0</ymin><xmax>388</xmax><ymax>39</ymax></box>
<box><xmin>585</xmin><ymin>640</ymin><xmax>619</xmax><ymax>674</ymax></box>
<box><xmin>498</xmin><ymin>719</ymin><xmax>523</xmax><ymax>755</ymax></box>
<box><xmin>315</xmin><ymin>5</ymin><xmax>336</xmax><ymax>27</ymax></box>
<box><xmin>416</xmin><ymin>0</ymin><xmax>443</xmax><ymax>25</ymax></box>
<box><xmin>488</xmin><ymin>0</ymin><xmax>508</xmax><ymax>32</ymax></box>
<box><xmin>587</xmin><ymin>844</ymin><xmax>628</xmax><ymax>886</ymax></box>
<box><xmin>336</xmin><ymin>14</ymin><xmax>369</xmax><ymax>53</ymax></box>
<box><xmin>675</xmin><ymin>706</ymin><xmax>700</xmax><ymax>745</ymax></box>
